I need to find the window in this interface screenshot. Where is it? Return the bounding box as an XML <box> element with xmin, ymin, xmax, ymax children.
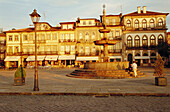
<box><xmin>63</xmin><ymin>25</ymin><xmax>67</xmax><ymax>29</ymax></box>
<box><xmin>85</xmin><ymin>33</ymin><xmax>89</xmax><ymax>41</ymax></box>
<box><xmin>60</xmin><ymin>34</ymin><xmax>64</xmax><ymax>42</ymax></box>
<box><xmin>150</xmin><ymin>19</ymin><xmax>154</xmax><ymax>28</ymax></box>
<box><xmin>83</xmin><ymin>21</ymin><xmax>86</xmax><ymax>25</ymax></box>
<box><xmin>150</xmin><ymin>35</ymin><xmax>156</xmax><ymax>46</ymax></box>
<box><xmin>47</xmin><ymin>34</ymin><xmax>51</xmax><ymax>40</ymax></box>
<box><xmin>71</xmin><ymin>34</ymin><xmax>74</xmax><ymax>41</ymax></box>
<box><xmin>127</xmin><ymin>36</ymin><xmax>132</xmax><ymax>47</ymax></box>
<box><xmin>23</xmin><ymin>35</ymin><xmax>28</xmax><ymax>41</ymax></box>
<box><xmin>14</xmin><ymin>35</ymin><xmax>19</xmax><ymax>41</ymax></box>
<box><xmin>126</xmin><ymin>20</ymin><xmax>131</xmax><ymax>27</ymax></box>
<box><xmin>142</xmin><ymin>19</ymin><xmax>147</xmax><ymax>28</ymax></box>
<box><xmin>85</xmin><ymin>46</ymin><xmax>90</xmax><ymax>55</ymax></box>
<box><xmin>80</xmin><ymin>46</ymin><xmax>84</xmax><ymax>54</ymax></box>
<box><xmin>92</xmin><ymin>46</ymin><xmax>96</xmax><ymax>53</ymax></box>
<box><xmin>106</xmin><ymin>19</ymin><xmax>109</xmax><ymax>25</ymax></box>
<box><xmin>14</xmin><ymin>46</ymin><xmax>19</xmax><ymax>53</ymax></box>
<box><xmin>112</xmin><ymin>19</ymin><xmax>116</xmax><ymax>25</ymax></box>
<box><xmin>134</xmin><ymin>36</ymin><xmax>140</xmax><ymax>47</ymax></box>
<box><xmin>134</xmin><ymin>19</ymin><xmax>139</xmax><ymax>29</ymax></box>
<box><xmin>91</xmin><ymin>32</ymin><xmax>95</xmax><ymax>40</ymax></box>
<box><xmin>65</xmin><ymin>34</ymin><xmax>69</xmax><ymax>41</ymax></box>
<box><xmin>115</xmin><ymin>31</ymin><xmax>120</xmax><ymax>37</ymax></box>
<box><xmin>89</xmin><ymin>21</ymin><xmax>92</xmax><ymax>25</ymax></box>
<box><xmin>158</xmin><ymin>35</ymin><xmax>163</xmax><ymax>44</ymax></box>
<box><xmin>61</xmin><ymin>46</ymin><xmax>64</xmax><ymax>52</ymax></box>
<box><xmin>42</xmin><ymin>34</ymin><xmax>45</xmax><ymax>41</ymax></box>
<box><xmin>9</xmin><ymin>35</ymin><xmax>13</xmax><ymax>41</ymax></box>
<box><xmin>71</xmin><ymin>45</ymin><xmax>75</xmax><ymax>51</ymax></box>
<box><xmin>158</xmin><ymin>18</ymin><xmax>163</xmax><ymax>26</ymax></box>
<box><xmin>66</xmin><ymin>46</ymin><xmax>70</xmax><ymax>52</ymax></box>
<box><xmin>142</xmin><ymin>36</ymin><xmax>148</xmax><ymax>47</ymax></box>
<box><xmin>29</xmin><ymin>34</ymin><xmax>33</xmax><ymax>40</ymax></box>
<box><xmin>8</xmin><ymin>46</ymin><xmax>13</xmax><ymax>53</ymax></box>
<box><xmin>52</xmin><ymin>33</ymin><xmax>57</xmax><ymax>40</ymax></box>
<box><xmin>79</xmin><ymin>33</ymin><xmax>83</xmax><ymax>40</ymax></box>
<box><xmin>68</xmin><ymin>25</ymin><xmax>73</xmax><ymax>29</ymax></box>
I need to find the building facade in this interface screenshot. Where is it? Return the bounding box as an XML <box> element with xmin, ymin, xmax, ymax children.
<box><xmin>4</xmin><ymin>6</ymin><xmax>169</xmax><ymax>68</ymax></box>
<box><xmin>0</xmin><ymin>32</ymin><xmax>6</xmax><ymax>68</ymax></box>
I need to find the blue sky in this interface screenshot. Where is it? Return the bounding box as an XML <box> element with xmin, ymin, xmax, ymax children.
<box><xmin>0</xmin><ymin>0</ymin><xmax>170</xmax><ymax>31</ymax></box>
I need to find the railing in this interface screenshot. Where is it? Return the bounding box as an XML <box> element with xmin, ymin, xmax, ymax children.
<box><xmin>126</xmin><ymin>45</ymin><xmax>157</xmax><ymax>50</ymax></box>
<box><xmin>76</xmin><ymin>52</ymin><xmax>99</xmax><ymax>56</ymax></box>
<box><xmin>7</xmin><ymin>51</ymin><xmax>58</xmax><ymax>55</ymax></box>
<box><xmin>59</xmin><ymin>39</ymin><xmax>76</xmax><ymax>43</ymax></box>
<box><xmin>124</xmin><ymin>25</ymin><xmax>167</xmax><ymax>31</ymax></box>
<box><xmin>108</xmin><ymin>49</ymin><xmax>122</xmax><ymax>53</ymax></box>
<box><xmin>33</xmin><ymin>40</ymin><xmax>46</xmax><ymax>43</ymax></box>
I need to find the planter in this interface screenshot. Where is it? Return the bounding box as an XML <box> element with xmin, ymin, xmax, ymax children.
<box><xmin>14</xmin><ymin>78</ymin><xmax>24</xmax><ymax>86</ymax></box>
<box><xmin>155</xmin><ymin>77</ymin><xmax>167</xmax><ymax>86</ymax></box>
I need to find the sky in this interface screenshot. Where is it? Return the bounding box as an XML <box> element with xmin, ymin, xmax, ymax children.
<box><xmin>0</xmin><ymin>0</ymin><xmax>170</xmax><ymax>31</ymax></box>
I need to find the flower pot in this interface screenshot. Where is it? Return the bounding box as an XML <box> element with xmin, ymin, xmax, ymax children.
<box><xmin>14</xmin><ymin>78</ymin><xmax>23</xmax><ymax>86</ymax></box>
<box><xmin>155</xmin><ymin>77</ymin><xmax>167</xmax><ymax>86</ymax></box>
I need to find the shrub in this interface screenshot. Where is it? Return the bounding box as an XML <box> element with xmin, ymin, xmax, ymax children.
<box><xmin>14</xmin><ymin>67</ymin><xmax>26</xmax><ymax>78</ymax></box>
<box><xmin>154</xmin><ymin>54</ymin><xmax>165</xmax><ymax>77</ymax></box>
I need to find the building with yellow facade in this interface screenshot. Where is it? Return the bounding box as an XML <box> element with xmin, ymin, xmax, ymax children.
<box><xmin>4</xmin><ymin>6</ymin><xmax>169</xmax><ymax>68</ymax></box>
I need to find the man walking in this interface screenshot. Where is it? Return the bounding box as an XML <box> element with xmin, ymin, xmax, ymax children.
<box><xmin>132</xmin><ymin>61</ymin><xmax>137</xmax><ymax>77</ymax></box>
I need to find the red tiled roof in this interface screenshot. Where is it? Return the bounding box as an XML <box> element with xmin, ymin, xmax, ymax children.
<box><xmin>124</xmin><ymin>10</ymin><xmax>169</xmax><ymax>16</ymax></box>
<box><xmin>5</xmin><ymin>28</ymin><xmax>34</xmax><ymax>33</ymax></box>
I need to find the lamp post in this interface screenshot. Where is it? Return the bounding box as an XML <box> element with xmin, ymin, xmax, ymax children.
<box><xmin>29</xmin><ymin>9</ymin><xmax>41</xmax><ymax>91</ymax></box>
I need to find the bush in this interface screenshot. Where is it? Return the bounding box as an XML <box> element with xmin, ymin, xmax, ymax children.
<box><xmin>14</xmin><ymin>67</ymin><xmax>26</xmax><ymax>78</ymax></box>
<box><xmin>154</xmin><ymin>54</ymin><xmax>165</xmax><ymax>77</ymax></box>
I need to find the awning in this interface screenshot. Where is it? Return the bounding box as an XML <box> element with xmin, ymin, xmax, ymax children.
<box><xmin>45</xmin><ymin>55</ymin><xmax>58</xmax><ymax>61</ymax></box>
<box><xmin>76</xmin><ymin>56</ymin><xmax>99</xmax><ymax>61</ymax></box>
<box><xmin>26</xmin><ymin>56</ymin><xmax>45</xmax><ymax>61</ymax></box>
<box><xmin>58</xmin><ymin>55</ymin><xmax>75</xmax><ymax>60</ymax></box>
<box><xmin>134</xmin><ymin>56</ymin><xmax>150</xmax><ymax>59</ymax></box>
<box><xmin>4</xmin><ymin>56</ymin><xmax>21</xmax><ymax>61</ymax></box>
<box><xmin>109</xmin><ymin>56</ymin><xmax>122</xmax><ymax>59</ymax></box>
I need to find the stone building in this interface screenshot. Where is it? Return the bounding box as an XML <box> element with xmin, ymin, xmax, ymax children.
<box><xmin>4</xmin><ymin>6</ymin><xmax>169</xmax><ymax>68</ymax></box>
<box><xmin>0</xmin><ymin>32</ymin><xmax>6</xmax><ymax>67</ymax></box>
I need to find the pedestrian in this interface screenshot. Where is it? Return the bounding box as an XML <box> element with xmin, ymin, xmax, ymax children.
<box><xmin>132</xmin><ymin>61</ymin><xmax>137</xmax><ymax>77</ymax></box>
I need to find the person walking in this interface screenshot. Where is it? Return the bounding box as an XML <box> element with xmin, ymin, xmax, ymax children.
<box><xmin>132</xmin><ymin>61</ymin><xmax>137</xmax><ymax>77</ymax></box>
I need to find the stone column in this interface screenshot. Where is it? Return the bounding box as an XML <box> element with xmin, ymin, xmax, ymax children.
<box><xmin>103</xmin><ymin>44</ymin><xmax>109</xmax><ymax>62</ymax></box>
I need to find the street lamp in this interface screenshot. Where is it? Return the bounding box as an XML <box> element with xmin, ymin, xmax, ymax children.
<box><xmin>29</xmin><ymin>9</ymin><xmax>41</xmax><ymax>91</ymax></box>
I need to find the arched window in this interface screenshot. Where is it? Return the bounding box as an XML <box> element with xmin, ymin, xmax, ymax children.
<box><xmin>134</xmin><ymin>19</ymin><xmax>139</xmax><ymax>29</ymax></box>
<box><xmin>142</xmin><ymin>19</ymin><xmax>147</xmax><ymax>29</ymax></box>
<box><xmin>142</xmin><ymin>35</ymin><xmax>148</xmax><ymax>47</ymax></box>
<box><xmin>79</xmin><ymin>33</ymin><xmax>83</xmax><ymax>40</ymax></box>
<box><xmin>150</xmin><ymin>35</ymin><xmax>156</xmax><ymax>46</ymax></box>
<box><xmin>85</xmin><ymin>32</ymin><xmax>89</xmax><ymax>41</ymax></box>
<box><xmin>158</xmin><ymin>35</ymin><xmax>163</xmax><ymax>44</ymax></box>
<box><xmin>158</xmin><ymin>18</ymin><xmax>163</xmax><ymax>26</ymax></box>
<box><xmin>143</xmin><ymin>53</ymin><xmax>148</xmax><ymax>56</ymax></box>
<box><xmin>151</xmin><ymin>53</ymin><xmax>156</xmax><ymax>56</ymax></box>
<box><xmin>150</xmin><ymin>19</ymin><xmax>155</xmax><ymax>28</ymax></box>
<box><xmin>134</xmin><ymin>35</ymin><xmax>140</xmax><ymax>47</ymax></box>
<box><xmin>91</xmin><ymin>32</ymin><xmax>95</xmax><ymax>40</ymax></box>
<box><xmin>135</xmin><ymin>53</ymin><xmax>140</xmax><ymax>56</ymax></box>
<box><xmin>127</xmin><ymin>36</ymin><xmax>132</xmax><ymax>47</ymax></box>
<box><xmin>126</xmin><ymin>20</ymin><xmax>131</xmax><ymax>27</ymax></box>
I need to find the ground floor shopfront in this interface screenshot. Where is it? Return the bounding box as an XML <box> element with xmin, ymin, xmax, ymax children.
<box><xmin>4</xmin><ymin>54</ymin><xmax>159</xmax><ymax>69</ymax></box>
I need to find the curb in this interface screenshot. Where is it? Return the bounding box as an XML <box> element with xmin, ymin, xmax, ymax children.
<box><xmin>0</xmin><ymin>92</ymin><xmax>170</xmax><ymax>97</ymax></box>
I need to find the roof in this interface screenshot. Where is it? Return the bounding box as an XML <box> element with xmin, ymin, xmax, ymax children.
<box><xmin>60</xmin><ymin>22</ymin><xmax>75</xmax><ymax>24</ymax></box>
<box><xmin>5</xmin><ymin>28</ymin><xmax>34</xmax><ymax>33</ymax></box>
<box><xmin>124</xmin><ymin>10</ymin><xmax>169</xmax><ymax>16</ymax></box>
<box><xmin>100</xmin><ymin>14</ymin><xmax>122</xmax><ymax>17</ymax></box>
<box><xmin>168</xmin><ymin>32</ymin><xmax>170</xmax><ymax>35</ymax></box>
<box><xmin>0</xmin><ymin>32</ymin><xmax>6</xmax><ymax>37</ymax></box>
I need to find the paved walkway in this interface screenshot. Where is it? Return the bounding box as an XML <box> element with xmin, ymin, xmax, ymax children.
<box><xmin>0</xmin><ymin>67</ymin><xmax>170</xmax><ymax>96</ymax></box>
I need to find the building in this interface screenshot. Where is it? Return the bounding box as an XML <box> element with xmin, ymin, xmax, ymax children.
<box><xmin>123</xmin><ymin>6</ymin><xmax>169</xmax><ymax>66</ymax></box>
<box><xmin>4</xmin><ymin>6</ymin><xmax>169</xmax><ymax>68</ymax></box>
<box><xmin>0</xmin><ymin>32</ymin><xmax>6</xmax><ymax>68</ymax></box>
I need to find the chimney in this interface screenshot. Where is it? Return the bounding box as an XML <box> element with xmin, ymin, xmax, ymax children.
<box><xmin>143</xmin><ymin>6</ymin><xmax>146</xmax><ymax>13</ymax></box>
<box><xmin>137</xmin><ymin>6</ymin><xmax>141</xmax><ymax>14</ymax></box>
